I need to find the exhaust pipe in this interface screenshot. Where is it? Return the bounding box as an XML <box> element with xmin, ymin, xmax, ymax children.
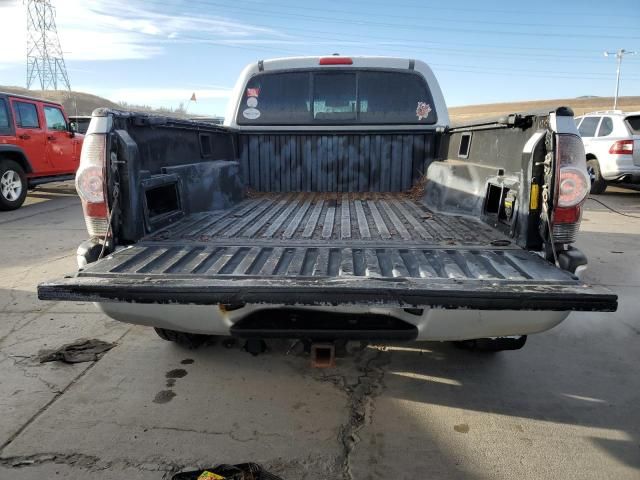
<box><xmin>310</xmin><ymin>343</ymin><xmax>336</xmax><ymax>368</ymax></box>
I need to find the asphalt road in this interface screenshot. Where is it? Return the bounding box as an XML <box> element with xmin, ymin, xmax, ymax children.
<box><xmin>0</xmin><ymin>183</ymin><xmax>638</xmax><ymax>480</ymax></box>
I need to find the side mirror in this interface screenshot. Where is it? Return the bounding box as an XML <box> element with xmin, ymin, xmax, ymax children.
<box><xmin>68</xmin><ymin>122</ymin><xmax>77</xmax><ymax>137</ymax></box>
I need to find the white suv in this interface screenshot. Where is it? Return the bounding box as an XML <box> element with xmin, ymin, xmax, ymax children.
<box><xmin>575</xmin><ymin>111</ymin><xmax>640</xmax><ymax>194</ymax></box>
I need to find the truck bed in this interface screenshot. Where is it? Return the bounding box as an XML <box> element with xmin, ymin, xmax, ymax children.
<box><xmin>39</xmin><ymin>193</ymin><xmax>616</xmax><ymax>311</ymax></box>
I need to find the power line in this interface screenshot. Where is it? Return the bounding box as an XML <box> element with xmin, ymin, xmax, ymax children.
<box><xmin>126</xmin><ymin>0</ymin><xmax>640</xmax><ymax>42</ymax></box>
<box><xmin>214</xmin><ymin>35</ymin><xmax>636</xmax><ymax>66</ymax></box>
<box><xmin>316</xmin><ymin>0</ymin><xmax>640</xmax><ymax>22</ymax></box>
<box><xmin>169</xmin><ymin>32</ymin><xmax>598</xmax><ymax>62</ymax></box>
<box><xmin>164</xmin><ymin>33</ymin><xmax>640</xmax><ymax>80</ymax></box>
<box><xmin>131</xmin><ymin>0</ymin><xmax>640</xmax><ymax>70</ymax></box>
<box><xmin>148</xmin><ymin>24</ymin><xmax>640</xmax><ymax>81</ymax></box>
<box><xmin>181</xmin><ymin>0</ymin><xmax>640</xmax><ymax>40</ymax></box>
<box><xmin>160</xmin><ymin>35</ymin><xmax>640</xmax><ymax>83</ymax></box>
<box><xmin>104</xmin><ymin>0</ymin><xmax>639</xmax><ymax>59</ymax></box>
<box><xmin>198</xmin><ymin>0</ymin><xmax>640</xmax><ymax>32</ymax></box>
<box><xmin>429</xmin><ymin>62</ymin><xmax>639</xmax><ymax>80</ymax></box>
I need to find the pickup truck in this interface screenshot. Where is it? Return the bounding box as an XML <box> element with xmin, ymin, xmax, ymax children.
<box><xmin>38</xmin><ymin>56</ymin><xmax>617</xmax><ymax>353</ymax></box>
<box><xmin>0</xmin><ymin>92</ymin><xmax>83</xmax><ymax>210</ymax></box>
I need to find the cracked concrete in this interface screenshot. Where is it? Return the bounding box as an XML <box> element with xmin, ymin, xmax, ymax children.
<box><xmin>1</xmin><ymin>183</ymin><xmax>639</xmax><ymax>479</ymax></box>
<box><xmin>1</xmin><ymin>317</ymin><xmax>347</xmax><ymax>478</ymax></box>
<box><xmin>311</xmin><ymin>346</ymin><xmax>392</xmax><ymax>480</ymax></box>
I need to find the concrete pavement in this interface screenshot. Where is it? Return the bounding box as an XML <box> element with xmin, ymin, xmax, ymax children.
<box><xmin>0</xmin><ymin>183</ymin><xmax>638</xmax><ymax>479</ymax></box>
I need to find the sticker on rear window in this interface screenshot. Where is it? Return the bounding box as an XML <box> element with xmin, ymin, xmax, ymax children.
<box><xmin>246</xmin><ymin>97</ymin><xmax>258</xmax><ymax>107</ymax></box>
<box><xmin>242</xmin><ymin>108</ymin><xmax>261</xmax><ymax>120</ymax></box>
<box><xmin>246</xmin><ymin>87</ymin><xmax>260</xmax><ymax>97</ymax></box>
<box><xmin>416</xmin><ymin>102</ymin><xmax>432</xmax><ymax>121</ymax></box>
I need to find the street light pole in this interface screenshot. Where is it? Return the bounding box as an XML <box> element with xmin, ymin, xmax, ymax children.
<box><xmin>604</xmin><ymin>49</ymin><xmax>637</xmax><ymax>110</ymax></box>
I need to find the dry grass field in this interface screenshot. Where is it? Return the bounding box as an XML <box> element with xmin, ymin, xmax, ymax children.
<box><xmin>449</xmin><ymin>96</ymin><xmax>640</xmax><ymax>123</ymax></box>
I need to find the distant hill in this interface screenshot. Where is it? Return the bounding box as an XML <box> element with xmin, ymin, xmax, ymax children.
<box><xmin>449</xmin><ymin>96</ymin><xmax>640</xmax><ymax>123</ymax></box>
<box><xmin>0</xmin><ymin>86</ymin><xmax>188</xmax><ymax>117</ymax></box>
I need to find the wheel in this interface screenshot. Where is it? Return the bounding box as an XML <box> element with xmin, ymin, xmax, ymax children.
<box><xmin>153</xmin><ymin>327</ymin><xmax>211</xmax><ymax>349</ymax></box>
<box><xmin>586</xmin><ymin>158</ymin><xmax>607</xmax><ymax>195</ymax></box>
<box><xmin>0</xmin><ymin>159</ymin><xmax>28</xmax><ymax>211</ymax></box>
<box><xmin>454</xmin><ymin>335</ymin><xmax>527</xmax><ymax>352</ymax></box>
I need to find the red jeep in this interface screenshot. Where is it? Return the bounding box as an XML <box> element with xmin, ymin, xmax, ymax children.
<box><xmin>0</xmin><ymin>92</ymin><xmax>83</xmax><ymax>210</ymax></box>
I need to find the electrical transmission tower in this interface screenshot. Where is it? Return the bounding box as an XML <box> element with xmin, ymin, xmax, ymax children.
<box><xmin>25</xmin><ymin>0</ymin><xmax>71</xmax><ymax>91</ymax></box>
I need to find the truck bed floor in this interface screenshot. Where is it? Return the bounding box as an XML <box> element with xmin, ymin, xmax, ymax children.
<box><xmin>84</xmin><ymin>193</ymin><xmax>565</xmax><ymax>283</ymax></box>
<box><xmin>151</xmin><ymin>192</ymin><xmax>504</xmax><ymax>247</ymax></box>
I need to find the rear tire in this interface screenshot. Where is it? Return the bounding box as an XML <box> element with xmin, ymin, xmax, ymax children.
<box><xmin>587</xmin><ymin>158</ymin><xmax>607</xmax><ymax>195</ymax></box>
<box><xmin>0</xmin><ymin>160</ymin><xmax>28</xmax><ymax>211</ymax></box>
<box><xmin>154</xmin><ymin>327</ymin><xmax>211</xmax><ymax>349</ymax></box>
<box><xmin>454</xmin><ymin>335</ymin><xmax>527</xmax><ymax>352</ymax></box>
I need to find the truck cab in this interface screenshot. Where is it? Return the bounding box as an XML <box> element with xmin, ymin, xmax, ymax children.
<box><xmin>0</xmin><ymin>92</ymin><xmax>83</xmax><ymax>210</ymax></box>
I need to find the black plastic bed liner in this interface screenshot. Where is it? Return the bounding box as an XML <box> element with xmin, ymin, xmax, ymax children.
<box><xmin>149</xmin><ymin>192</ymin><xmax>502</xmax><ymax>245</ymax></box>
<box><xmin>38</xmin><ymin>193</ymin><xmax>617</xmax><ymax>311</ymax></box>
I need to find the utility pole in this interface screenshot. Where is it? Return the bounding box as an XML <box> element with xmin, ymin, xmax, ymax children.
<box><xmin>25</xmin><ymin>0</ymin><xmax>71</xmax><ymax>91</ymax></box>
<box><xmin>604</xmin><ymin>49</ymin><xmax>636</xmax><ymax>110</ymax></box>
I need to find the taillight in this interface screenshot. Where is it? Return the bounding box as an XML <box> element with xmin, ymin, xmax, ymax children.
<box><xmin>75</xmin><ymin>133</ymin><xmax>108</xmax><ymax>237</ymax></box>
<box><xmin>552</xmin><ymin>205</ymin><xmax>582</xmax><ymax>243</ymax></box>
<box><xmin>319</xmin><ymin>57</ymin><xmax>353</xmax><ymax>65</ymax></box>
<box><xmin>556</xmin><ymin>135</ymin><xmax>590</xmax><ymax>208</ymax></box>
<box><xmin>609</xmin><ymin>140</ymin><xmax>634</xmax><ymax>155</ymax></box>
<box><xmin>552</xmin><ymin>135</ymin><xmax>590</xmax><ymax>244</ymax></box>
<box><xmin>553</xmin><ymin>205</ymin><xmax>581</xmax><ymax>224</ymax></box>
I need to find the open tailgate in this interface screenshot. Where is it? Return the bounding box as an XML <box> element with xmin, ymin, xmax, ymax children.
<box><xmin>38</xmin><ymin>243</ymin><xmax>617</xmax><ymax>311</ymax></box>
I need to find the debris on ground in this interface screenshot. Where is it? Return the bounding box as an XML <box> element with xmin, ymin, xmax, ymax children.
<box><xmin>37</xmin><ymin>339</ymin><xmax>116</xmax><ymax>364</ymax></box>
<box><xmin>172</xmin><ymin>463</ymin><xmax>284</xmax><ymax>480</ymax></box>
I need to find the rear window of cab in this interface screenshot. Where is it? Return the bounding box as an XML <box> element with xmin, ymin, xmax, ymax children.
<box><xmin>236</xmin><ymin>69</ymin><xmax>437</xmax><ymax>125</ymax></box>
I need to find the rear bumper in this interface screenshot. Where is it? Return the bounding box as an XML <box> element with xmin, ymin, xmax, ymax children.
<box><xmin>600</xmin><ymin>155</ymin><xmax>640</xmax><ymax>181</ymax></box>
<box><xmin>97</xmin><ymin>302</ymin><xmax>570</xmax><ymax>341</ymax></box>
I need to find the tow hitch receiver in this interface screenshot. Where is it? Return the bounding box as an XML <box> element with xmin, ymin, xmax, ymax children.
<box><xmin>310</xmin><ymin>343</ymin><xmax>336</xmax><ymax>368</ymax></box>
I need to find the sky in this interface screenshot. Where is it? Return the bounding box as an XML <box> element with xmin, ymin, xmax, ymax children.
<box><xmin>0</xmin><ymin>0</ymin><xmax>639</xmax><ymax>116</ymax></box>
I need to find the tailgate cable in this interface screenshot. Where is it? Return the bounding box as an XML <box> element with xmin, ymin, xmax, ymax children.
<box><xmin>540</xmin><ymin>147</ymin><xmax>559</xmax><ymax>267</ymax></box>
<box><xmin>541</xmin><ymin>185</ymin><xmax>559</xmax><ymax>268</ymax></box>
<box><xmin>98</xmin><ymin>183</ymin><xmax>119</xmax><ymax>260</ymax></box>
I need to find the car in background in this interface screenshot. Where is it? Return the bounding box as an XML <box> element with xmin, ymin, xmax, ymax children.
<box><xmin>575</xmin><ymin>110</ymin><xmax>640</xmax><ymax>194</ymax></box>
<box><xmin>68</xmin><ymin>115</ymin><xmax>92</xmax><ymax>134</ymax></box>
<box><xmin>0</xmin><ymin>92</ymin><xmax>83</xmax><ymax>210</ymax></box>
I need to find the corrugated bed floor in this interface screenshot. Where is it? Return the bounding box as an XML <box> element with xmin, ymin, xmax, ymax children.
<box><xmin>151</xmin><ymin>192</ymin><xmax>505</xmax><ymax>246</ymax></box>
<box><xmin>85</xmin><ymin>193</ymin><xmax>561</xmax><ymax>282</ymax></box>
